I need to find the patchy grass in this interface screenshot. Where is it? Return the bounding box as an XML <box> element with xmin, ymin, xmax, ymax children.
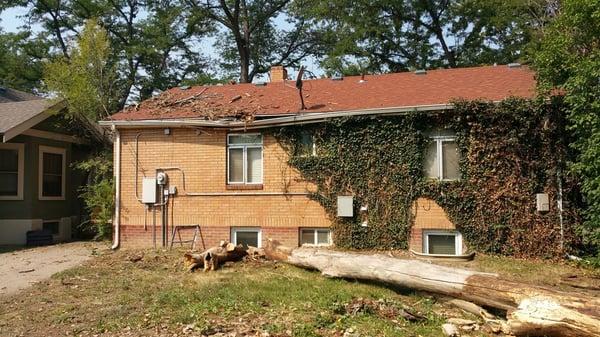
<box><xmin>1</xmin><ymin>248</ymin><xmax>598</xmax><ymax>337</ymax></box>
<box><xmin>0</xmin><ymin>248</ymin><xmax>477</xmax><ymax>337</ymax></box>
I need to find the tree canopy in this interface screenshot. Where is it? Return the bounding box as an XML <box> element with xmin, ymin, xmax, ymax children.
<box><xmin>532</xmin><ymin>0</ymin><xmax>600</xmax><ymax>251</ymax></box>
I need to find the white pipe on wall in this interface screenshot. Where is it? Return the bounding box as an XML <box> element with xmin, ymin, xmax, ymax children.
<box><xmin>111</xmin><ymin>128</ymin><xmax>121</xmax><ymax>250</ymax></box>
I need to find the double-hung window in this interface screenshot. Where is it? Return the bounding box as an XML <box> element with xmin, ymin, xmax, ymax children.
<box><xmin>424</xmin><ymin>134</ymin><xmax>459</xmax><ymax>181</ymax></box>
<box><xmin>0</xmin><ymin>143</ymin><xmax>24</xmax><ymax>200</ymax></box>
<box><xmin>298</xmin><ymin>131</ymin><xmax>317</xmax><ymax>157</ymax></box>
<box><xmin>227</xmin><ymin>134</ymin><xmax>263</xmax><ymax>184</ymax></box>
<box><xmin>39</xmin><ymin>146</ymin><xmax>66</xmax><ymax>200</ymax></box>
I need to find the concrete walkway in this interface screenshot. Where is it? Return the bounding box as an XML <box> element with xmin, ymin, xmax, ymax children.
<box><xmin>0</xmin><ymin>242</ymin><xmax>104</xmax><ymax>297</ymax></box>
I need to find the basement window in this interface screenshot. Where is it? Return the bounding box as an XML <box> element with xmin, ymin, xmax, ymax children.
<box><xmin>227</xmin><ymin>134</ymin><xmax>263</xmax><ymax>184</ymax></box>
<box><xmin>300</xmin><ymin>228</ymin><xmax>331</xmax><ymax>246</ymax></box>
<box><xmin>423</xmin><ymin>230</ymin><xmax>462</xmax><ymax>255</ymax></box>
<box><xmin>424</xmin><ymin>134</ymin><xmax>459</xmax><ymax>181</ymax></box>
<box><xmin>43</xmin><ymin>220</ymin><xmax>60</xmax><ymax>235</ymax></box>
<box><xmin>231</xmin><ymin>227</ymin><xmax>261</xmax><ymax>248</ymax></box>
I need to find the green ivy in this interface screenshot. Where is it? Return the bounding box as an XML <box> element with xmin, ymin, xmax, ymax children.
<box><xmin>273</xmin><ymin>97</ymin><xmax>584</xmax><ymax>258</ymax></box>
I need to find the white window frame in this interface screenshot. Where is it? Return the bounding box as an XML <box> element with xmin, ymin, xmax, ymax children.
<box><xmin>0</xmin><ymin>143</ymin><xmax>25</xmax><ymax>200</ymax></box>
<box><xmin>299</xmin><ymin>228</ymin><xmax>332</xmax><ymax>246</ymax></box>
<box><xmin>423</xmin><ymin>230</ymin><xmax>462</xmax><ymax>255</ymax></box>
<box><xmin>38</xmin><ymin>145</ymin><xmax>66</xmax><ymax>201</ymax></box>
<box><xmin>227</xmin><ymin>133</ymin><xmax>263</xmax><ymax>184</ymax></box>
<box><xmin>231</xmin><ymin>227</ymin><xmax>262</xmax><ymax>248</ymax></box>
<box><xmin>427</xmin><ymin>136</ymin><xmax>459</xmax><ymax>181</ymax></box>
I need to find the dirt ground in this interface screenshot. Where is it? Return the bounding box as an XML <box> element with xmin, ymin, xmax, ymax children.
<box><xmin>0</xmin><ymin>241</ymin><xmax>106</xmax><ymax>297</ymax></box>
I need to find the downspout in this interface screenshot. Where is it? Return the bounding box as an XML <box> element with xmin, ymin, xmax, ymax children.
<box><xmin>111</xmin><ymin>127</ymin><xmax>121</xmax><ymax>249</ymax></box>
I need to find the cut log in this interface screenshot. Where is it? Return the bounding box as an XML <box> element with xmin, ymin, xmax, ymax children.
<box><xmin>184</xmin><ymin>241</ymin><xmax>248</xmax><ymax>271</ymax></box>
<box><xmin>265</xmin><ymin>241</ymin><xmax>600</xmax><ymax>337</ymax></box>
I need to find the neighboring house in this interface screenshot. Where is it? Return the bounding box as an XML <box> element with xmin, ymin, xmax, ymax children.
<box><xmin>100</xmin><ymin>64</ymin><xmax>536</xmax><ymax>254</ymax></box>
<box><xmin>0</xmin><ymin>87</ymin><xmax>88</xmax><ymax>245</ymax></box>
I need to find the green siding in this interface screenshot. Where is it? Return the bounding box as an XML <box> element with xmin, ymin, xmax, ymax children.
<box><xmin>0</xmin><ymin>134</ymin><xmax>84</xmax><ymax>221</ymax></box>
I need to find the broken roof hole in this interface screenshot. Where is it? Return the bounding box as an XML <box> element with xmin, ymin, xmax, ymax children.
<box><xmin>255</xmin><ymin>82</ymin><xmax>267</xmax><ymax>87</ymax></box>
<box><xmin>415</xmin><ymin>69</ymin><xmax>427</xmax><ymax>75</ymax></box>
<box><xmin>508</xmin><ymin>63</ymin><xmax>522</xmax><ymax>68</ymax></box>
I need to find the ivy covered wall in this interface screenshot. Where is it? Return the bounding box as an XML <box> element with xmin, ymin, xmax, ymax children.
<box><xmin>273</xmin><ymin>98</ymin><xmax>582</xmax><ymax>258</ymax></box>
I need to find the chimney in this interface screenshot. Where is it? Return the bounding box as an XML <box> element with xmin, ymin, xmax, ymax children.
<box><xmin>270</xmin><ymin>66</ymin><xmax>287</xmax><ymax>82</ymax></box>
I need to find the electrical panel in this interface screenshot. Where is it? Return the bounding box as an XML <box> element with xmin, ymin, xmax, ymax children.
<box><xmin>536</xmin><ymin>193</ymin><xmax>550</xmax><ymax>212</ymax></box>
<box><xmin>337</xmin><ymin>196</ymin><xmax>354</xmax><ymax>217</ymax></box>
<box><xmin>142</xmin><ymin>178</ymin><xmax>157</xmax><ymax>204</ymax></box>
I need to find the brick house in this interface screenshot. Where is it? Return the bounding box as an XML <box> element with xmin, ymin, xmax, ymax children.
<box><xmin>100</xmin><ymin>64</ymin><xmax>535</xmax><ymax>254</ymax></box>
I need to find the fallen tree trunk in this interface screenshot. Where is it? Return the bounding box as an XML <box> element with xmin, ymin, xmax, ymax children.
<box><xmin>265</xmin><ymin>242</ymin><xmax>600</xmax><ymax>337</ymax></box>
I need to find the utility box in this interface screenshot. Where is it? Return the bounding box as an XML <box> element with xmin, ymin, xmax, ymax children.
<box><xmin>337</xmin><ymin>196</ymin><xmax>354</xmax><ymax>217</ymax></box>
<box><xmin>536</xmin><ymin>193</ymin><xmax>550</xmax><ymax>212</ymax></box>
<box><xmin>142</xmin><ymin>178</ymin><xmax>157</xmax><ymax>204</ymax></box>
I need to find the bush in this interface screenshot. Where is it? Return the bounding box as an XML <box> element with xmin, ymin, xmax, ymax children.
<box><xmin>74</xmin><ymin>151</ymin><xmax>114</xmax><ymax>239</ymax></box>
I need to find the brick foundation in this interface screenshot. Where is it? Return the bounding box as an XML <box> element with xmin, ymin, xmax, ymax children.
<box><xmin>118</xmin><ymin>224</ymin><xmax>303</xmax><ymax>250</ymax></box>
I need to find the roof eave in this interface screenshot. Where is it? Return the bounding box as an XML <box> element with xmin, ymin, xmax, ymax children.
<box><xmin>98</xmin><ymin>103</ymin><xmax>456</xmax><ymax>130</ymax></box>
<box><xmin>2</xmin><ymin>99</ymin><xmax>67</xmax><ymax>142</ymax></box>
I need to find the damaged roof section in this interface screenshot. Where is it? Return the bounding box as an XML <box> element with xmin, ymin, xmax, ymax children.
<box><xmin>106</xmin><ymin>65</ymin><xmax>537</xmax><ymax>122</ymax></box>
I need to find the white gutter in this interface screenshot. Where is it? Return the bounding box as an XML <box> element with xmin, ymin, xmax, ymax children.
<box><xmin>98</xmin><ymin>103</ymin><xmax>455</xmax><ymax>130</ymax></box>
<box><xmin>111</xmin><ymin>127</ymin><xmax>121</xmax><ymax>250</ymax></box>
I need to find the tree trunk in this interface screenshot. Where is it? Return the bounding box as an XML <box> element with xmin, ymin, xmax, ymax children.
<box><xmin>265</xmin><ymin>243</ymin><xmax>600</xmax><ymax>337</ymax></box>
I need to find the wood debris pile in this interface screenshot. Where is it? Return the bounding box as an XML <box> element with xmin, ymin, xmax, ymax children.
<box><xmin>124</xmin><ymin>88</ymin><xmax>270</xmax><ymax>122</ymax></box>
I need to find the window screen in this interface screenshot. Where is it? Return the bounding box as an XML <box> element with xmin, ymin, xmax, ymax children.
<box><xmin>424</xmin><ymin>141</ymin><xmax>438</xmax><ymax>178</ymax></box>
<box><xmin>235</xmin><ymin>230</ymin><xmax>259</xmax><ymax>248</ymax></box>
<box><xmin>427</xmin><ymin>234</ymin><xmax>457</xmax><ymax>255</ymax></box>
<box><xmin>442</xmin><ymin>141</ymin><xmax>459</xmax><ymax>180</ymax></box>
<box><xmin>228</xmin><ymin>148</ymin><xmax>244</xmax><ymax>183</ymax></box>
<box><xmin>0</xmin><ymin>149</ymin><xmax>19</xmax><ymax>196</ymax></box>
<box><xmin>246</xmin><ymin>147</ymin><xmax>262</xmax><ymax>183</ymax></box>
<box><xmin>42</xmin><ymin>152</ymin><xmax>64</xmax><ymax>197</ymax></box>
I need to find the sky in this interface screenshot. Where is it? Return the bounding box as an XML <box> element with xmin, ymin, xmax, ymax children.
<box><xmin>0</xmin><ymin>6</ymin><xmax>322</xmax><ymax>82</ymax></box>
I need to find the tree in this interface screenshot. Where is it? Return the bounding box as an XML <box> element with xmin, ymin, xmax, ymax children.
<box><xmin>531</xmin><ymin>0</ymin><xmax>600</xmax><ymax>252</ymax></box>
<box><xmin>44</xmin><ymin>19</ymin><xmax>117</xmax><ymax>122</ymax></box>
<box><xmin>302</xmin><ymin>0</ymin><xmax>550</xmax><ymax>73</ymax></box>
<box><xmin>0</xmin><ymin>28</ymin><xmax>49</xmax><ymax>92</ymax></box>
<box><xmin>4</xmin><ymin>0</ymin><xmax>213</xmax><ymax>106</ymax></box>
<box><xmin>186</xmin><ymin>0</ymin><xmax>321</xmax><ymax>83</ymax></box>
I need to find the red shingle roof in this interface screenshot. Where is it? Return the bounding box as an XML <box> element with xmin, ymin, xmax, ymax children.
<box><xmin>108</xmin><ymin>65</ymin><xmax>536</xmax><ymax>121</ymax></box>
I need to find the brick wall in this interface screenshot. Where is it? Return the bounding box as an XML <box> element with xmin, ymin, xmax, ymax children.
<box><xmin>409</xmin><ymin>197</ymin><xmax>465</xmax><ymax>253</ymax></box>
<box><xmin>116</xmin><ymin>128</ymin><xmax>331</xmax><ymax>248</ymax></box>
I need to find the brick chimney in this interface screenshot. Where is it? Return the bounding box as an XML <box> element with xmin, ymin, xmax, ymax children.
<box><xmin>270</xmin><ymin>66</ymin><xmax>287</xmax><ymax>82</ymax></box>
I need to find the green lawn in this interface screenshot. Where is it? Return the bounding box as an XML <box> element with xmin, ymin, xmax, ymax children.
<box><xmin>1</xmin><ymin>247</ymin><xmax>597</xmax><ymax>337</ymax></box>
<box><xmin>0</xmin><ymin>248</ymin><xmax>482</xmax><ymax>337</ymax></box>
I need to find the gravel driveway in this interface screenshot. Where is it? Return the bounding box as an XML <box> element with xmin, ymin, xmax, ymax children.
<box><xmin>0</xmin><ymin>242</ymin><xmax>104</xmax><ymax>297</ymax></box>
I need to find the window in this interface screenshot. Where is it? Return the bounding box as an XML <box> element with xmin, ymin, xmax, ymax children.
<box><xmin>39</xmin><ymin>146</ymin><xmax>66</xmax><ymax>200</ymax></box>
<box><xmin>227</xmin><ymin>134</ymin><xmax>263</xmax><ymax>184</ymax></box>
<box><xmin>298</xmin><ymin>131</ymin><xmax>317</xmax><ymax>156</ymax></box>
<box><xmin>231</xmin><ymin>227</ymin><xmax>261</xmax><ymax>248</ymax></box>
<box><xmin>300</xmin><ymin>228</ymin><xmax>331</xmax><ymax>246</ymax></box>
<box><xmin>0</xmin><ymin>143</ymin><xmax>24</xmax><ymax>200</ymax></box>
<box><xmin>43</xmin><ymin>220</ymin><xmax>60</xmax><ymax>235</ymax></box>
<box><xmin>424</xmin><ymin>135</ymin><xmax>459</xmax><ymax>180</ymax></box>
<box><xmin>423</xmin><ymin>231</ymin><xmax>462</xmax><ymax>255</ymax></box>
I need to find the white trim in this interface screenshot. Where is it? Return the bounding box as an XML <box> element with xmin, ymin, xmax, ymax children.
<box><xmin>0</xmin><ymin>143</ymin><xmax>25</xmax><ymax>200</ymax></box>
<box><xmin>2</xmin><ymin>100</ymin><xmax>67</xmax><ymax>142</ymax></box>
<box><xmin>423</xmin><ymin>230</ymin><xmax>462</xmax><ymax>255</ymax></box>
<box><xmin>38</xmin><ymin>145</ymin><xmax>67</xmax><ymax>201</ymax></box>
<box><xmin>226</xmin><ymin>133</ymin><xmax>264</xmax><ymax>185</ymax></box>
<box><xmin>231</xmin><ymin>227</ymin><xmax>262</xmax><ymax>248</ymax></box>
<box><xmin>299</xmin><ymin>228</ymin><xmax>332</xmax><ymax>246</ymax></box>
<box><xmin>22</xmin><ymin>129</ymin><xmax>88</xmax><ymax>145</ymax></box>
